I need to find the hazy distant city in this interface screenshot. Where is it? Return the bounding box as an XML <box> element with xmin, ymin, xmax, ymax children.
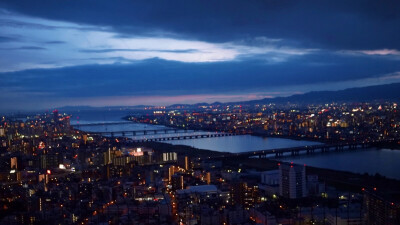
<box><xmin>1</xmin><ymin>1</ymin><xmax>400</xmax><ymax>225</ymax></box>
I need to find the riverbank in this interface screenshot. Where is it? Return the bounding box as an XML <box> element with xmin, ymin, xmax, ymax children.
<box><xmin>133</xmin><ymin>140</ymin><xmax>400</xmax><ymax>201</ymax></box>
<box><xmin>221</xmin><ymin>156</ymin><xmax>400</xmax><ymax>201</ymax></box>
<box><xmin>371</xmin><ymin>140</ymin><xmax>400</xmax><ymax>150</ymax></box>
<box><xmin>251</xmin><ymin>132</ymin><xmax>328</xmax><ymax>144</ymax></box>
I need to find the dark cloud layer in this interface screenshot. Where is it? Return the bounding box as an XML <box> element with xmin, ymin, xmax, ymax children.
<box><xmin>44</xmin><ymin>41</ymin><xmax>66</xmax><ymax>44</ymax></box>
<box><xmin>1</xmin><ymin>0</ymin><xmax>400</xmax><ymax>50</ymax></box>
<box><xmin>1</xmin><ymin>1</ymin><xmax>400</xmax><ymax>111</ymax></box>
<box><xmin>80</xmin><ymin>49</ymin><xmax>200</xmax><ymax>54</ymax></box>
<box><xmin>0</xmin><ymin>35</ymin><xmax>19</xmax><ymax>42</ymax></box>
<box><xmin>1</xmin><ymin>53</ymin><xmax>400</xmax><ymax>99</ymax></box>
<box><xmin>0</xmin><ymin>46</ymin><xmax>46</xmax><ymax>50</ymax></box>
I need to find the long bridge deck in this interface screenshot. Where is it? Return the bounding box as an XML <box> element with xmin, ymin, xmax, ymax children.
<box><xmin>72</xmin><ymin>121</ymin><xmax>135</xmax><ymax>127</ymax></box>
<box><xmin>85</xmin><ymin>128</ymin><xmax>194</xmax><ymax>136</ymax></box>
<box><xmin>128</xmin><ymin>133</ymin><xmax>237</xmax><ymax>142</ymax></box>
<box><xmin>214</xmin><ymin>142</ymin><xmax>374</xmax><ymax>159</ymax></box>
<box><xmin>81</xmin><ymin>127</ymin><xmax>238</xmax><ymax>141</ymax></box>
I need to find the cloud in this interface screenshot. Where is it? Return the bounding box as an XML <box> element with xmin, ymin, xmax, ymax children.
<box><xmin>0</xmin><ymin>35</ymin><xmax>19</xmax><ymax>42</ymax></box>
<box><xmin>1</xmin><ymin>57</ymin><xmax>400</xmax><ymax>111</ymax></box>
<box><xmin>356</xmin><ymin>49</ymin><xmax>400</xmax><ymax>56</ymax></box>
<box><xmin>1</xmin><ymin>53</ymin><xmax>400</xmax><ymax>97</ymax></box>
<box><xmin>0</xmin><ymin>1</ymin><xmax>400</xmax><ymax>111</ymax></box>
<box><xmin>0</xmin><ymin>9</ymin><xmax>318</xmax><ymax>72</ymax></box>
<box><xmin>1</xmin><ymin>0</ymin><xmax>399</xmax><ymax>50</ymax></box>
<box><xmin>45</xmin><ymin>40</ymin><xmax>65</xmax><ymax>44</ymax></box>
<box><xmin>0</xmin><ymin>46</ymin><xmax>46</xmax><ymax>50</ymax></box>
<box><xmin>80</xmin><ymin>48</ymin><xmax>200</xmax><ymax>53</ymax></box>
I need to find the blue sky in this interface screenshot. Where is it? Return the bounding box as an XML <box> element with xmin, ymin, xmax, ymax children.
<box><xmin>0</xmin><ymin>0</ymin><xmax>400</xmax><ymax>111</ymax></box>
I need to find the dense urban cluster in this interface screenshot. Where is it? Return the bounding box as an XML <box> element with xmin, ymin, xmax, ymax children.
<box><xmin>0</xmin><ymin>107</ymin><xmax>399</xmax><ymax>225</ymax></box>
<box><xmin>132</xmin><ymin>102</ymin><xmax>400</xmax><ymax>143</ymax></box>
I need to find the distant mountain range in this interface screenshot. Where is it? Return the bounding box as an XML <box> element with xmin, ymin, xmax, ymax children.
<box><xmin>236</xmin><ymin>82</ymin><xmax>400</xmax><ymax>105</ymax></box>
<box><xmin>57</xmin><ymin>83</ymin><xmax>400</xmax><ymax>111</ymax></box>
<box><xmin>169</xmin><ymin>83</ymin><xmax>400</xmax><ymax>107</ymax></box>
<box><xmin>59</xmin><ymin>105</ymin><xmax>152</xmax><ymax>111</ymax></box>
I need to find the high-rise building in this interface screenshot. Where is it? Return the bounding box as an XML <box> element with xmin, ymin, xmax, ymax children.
<box><xmin>168</xmin><ymin>165</ymin><xmax>176</xmax><ymax>181</ymax></box>
<box><xmin>10</xmin><ymin>157</ymin><xmax>18</xmax><ymax>169</ymax></box>
<box><xmin>184</xmin><ymin>156</ymin><xmax>190</xmax><ymax>171</ymax></box>
<box><xmin>163</xmin><ymin>152</ymin><xmax>177</xmax><ymax>162</ymax></box>
<box><xmin>104</xmin><ymin>148</ymin><xmax>113</xmax><ymax>165</ymax></box>
<box><xmin>52</xmin><ymin>109</ymin><xmax>59</xmax><ymax>123</ymax></box>
<box><xmin>261</xmin><ymin>170</ymin><xmax>279</xmax><ymax>186</ymax></box>
<box><xmin>82</xmin><ymin>134</ymin><xmax>88</xmax><ymax>145</ymax></box>
<box><xmin>40</xmin><ymin>154</ymin><xmax>60</xmax><ymax>169</ymax></box>
<box><xmin>171</xmin><ymin>174</ymin><xmax>184</xmax><ymax>190</ymax></box>
<box><xmin>205</xmin><ymin>172</ymin><xmax>211</xmax><ymax>184</ymax></box>
<box><xmin>363</xmin><ymin>188</ymin><xmax>400</xmax><ymax>225</ymax></box>
<box><xmin>259</xmin><ymin>170</ymin><xmax>280</xmax><ymax>196</ymax></box>
<box><xmin>279</xmin><ymin>163</ymin><xmax>306</xmax><ymax>199</ymax></box>
<box><xmin>230</xmin><ymin>182</ymin><xmax>259</xmax><ymax>209</ymax></box>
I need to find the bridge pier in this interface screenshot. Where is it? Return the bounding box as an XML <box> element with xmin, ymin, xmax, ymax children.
<box><xmin>258</xmin><ymin>154</ymin><xmax>266</xmax><ymax>159</ymax></box>
<box><xmin>307</xmin><ymin>149</ymin><xmax>315</xmax><ymax>154</ymax></box>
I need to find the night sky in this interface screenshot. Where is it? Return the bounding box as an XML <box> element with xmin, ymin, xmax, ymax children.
<box><xmin>0</xmin><ymin>0</ymin><xmax>400</xmax><ymax>111</ymax></box>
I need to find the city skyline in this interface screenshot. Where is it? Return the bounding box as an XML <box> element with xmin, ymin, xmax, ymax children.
<box><xmin>1</xmin><ymin>2</ymin><xmax>400</xmax><ymax>224</ymax></box>
<box><xmin>1</xmin><ymin>1</ymin><xmax>400</xmax><ymax>111</ymax></box>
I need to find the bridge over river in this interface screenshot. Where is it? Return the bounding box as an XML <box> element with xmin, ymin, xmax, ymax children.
<box><xmin>84</xmin><ymin>128</ymin><xmax>196</xmax><ymax>137</ymax></box>
<box><xmin>75</xmin><ymin>121</ymin><xmax>239</xmax><ymax>141</ymax></box>
<box><xmin>72</xmin><ymin>121</ymin><xmax>134</xmax><ymax>127</ymax></box>
<box><xmin>129</xmin><ymin>133</ymin><xmax>238</xmax><ymax>142</ymax></box>
<box><xmin>213</xmin><ymin>141</ymin><xmax>379</xmax><ymax>159</ymax></box>
<box><xmin>83</xmin><ymin>129</ymin><xmax>237</xmax><ymax>142</ymax></box>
